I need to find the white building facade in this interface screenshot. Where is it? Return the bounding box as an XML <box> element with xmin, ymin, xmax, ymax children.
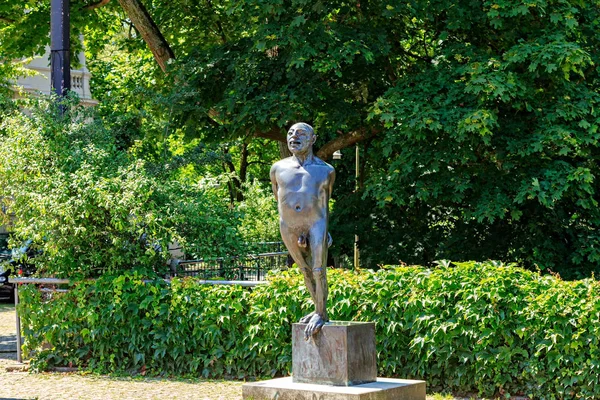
<box><xmin>13</xmin><ymin>46</ymin><xmax>97</xmax><ymax>106</ymax></box>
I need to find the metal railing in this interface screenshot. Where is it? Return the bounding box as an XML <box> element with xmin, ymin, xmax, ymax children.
<box><xmin>171</xmin><ymin>251</ymin><xmax>289</xmax><ymax>281</ymax></box>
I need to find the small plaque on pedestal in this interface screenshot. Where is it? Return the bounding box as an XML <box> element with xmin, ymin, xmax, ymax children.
<box><xmin>292</xmin><ymin>321</ymin><xmax>377</xmax><ymax>386</ymax></box>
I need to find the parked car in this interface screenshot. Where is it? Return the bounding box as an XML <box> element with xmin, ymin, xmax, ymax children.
<box><xmin>0</xmin><ymin>268</ymin><xmax>12</xmax><ymax>302</ymax></box>
<box><xmin>0</xmin><ymin>233</ymin><xmax>14</xmax><ymax>302</ymax></box>
<box><xmin>0</xmin><ymin>233</ymin><xmax>37</xmax><ymax>302</ymax></box>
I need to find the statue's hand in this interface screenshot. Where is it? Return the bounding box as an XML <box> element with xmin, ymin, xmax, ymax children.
<box><xmin>327</xmin><ymin>232</ymin><xmax>333</xmax><ymax>248</ymax></box>
<box><xmin>304</xmin><ymin>313</ymin><xmax>325</xmax><ymax>340</ymax></box>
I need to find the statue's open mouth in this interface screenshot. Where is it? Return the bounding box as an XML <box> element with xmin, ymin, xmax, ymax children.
<box><xmin>289</xmin><ymin>140</ymin><xmax>301</xmax><ymax>146</ymax></box>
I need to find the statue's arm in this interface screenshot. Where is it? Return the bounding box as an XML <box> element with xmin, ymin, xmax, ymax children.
<box><xmin>327</xmin><ymin>167</ymin><xmax>335</xmax><ymax>248</ymax></box>
<box><xmin>270</xmin><ymin>164</ymin><xmax>279</xmax><ymax>202</ymax></box>
<box><xmin>328</xmin><ymin>167</ymin><xmax>336</xmax><ymax>198</ymax></box>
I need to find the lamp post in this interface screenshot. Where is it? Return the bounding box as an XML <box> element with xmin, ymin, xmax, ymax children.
<box><xmin>51</xmin><ymin>0</ymin><xmax>71</xmax><ymax>103</ymax></box>
<box><xmin>354</xmin><ymin>145</ymin><xmax>359</xmax><ymax>270</ymax></box>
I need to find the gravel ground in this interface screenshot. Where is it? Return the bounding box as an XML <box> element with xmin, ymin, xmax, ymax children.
<box><xmin>0</xmin><ymin>303</ymin><xmax>243</xmax><ymax>400</ymax></box>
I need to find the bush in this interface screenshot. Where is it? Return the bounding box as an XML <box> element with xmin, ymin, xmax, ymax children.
<box><xmin>0</xmin><ymin>97</ymin><xmax>245</xmax><ymax>276</ymax></box>
<box><xmin>18</xmin><ymin>261</ymin><xmax>600</xmax><ymax>399</ymax></box>
<box><xmin>237</xmin><ymin>180</ymin><xmax>280</xmax><ymax>246</ymax></box>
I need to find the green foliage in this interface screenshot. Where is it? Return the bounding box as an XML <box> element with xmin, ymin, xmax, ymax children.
<box><xmin>19</xmin><ymin>261</ymin><xmax>600</xmax><ymax>399</ymax></box>
<box><xmin>357</xmin><ymin>0</ymin><xmax>600</xmax><ymax>276</ymax></box>
<box><xmin>137</xmin><ymin>0</ymin><xmax>396</xmax><ymax>147</ymax></box>
<box><xmin>0</xmin><ymin>97</ymin><xmax>245</xmax><ymax>276</ymax></box>
<box><xmin>0</xmin><ymin>1</ymin><xmax>53</xmax><ymax>59</ymax></box>
<box><xmin>3</xmin><ymin>0</ymin><xmax>600</xmax><ymax>276</ymax></box>
<box><xmin>237</xmin><ymin>180</ymin><xmax>280</xmax><ymax>245</ymax></box>
<box><xmin>157</xmin><ymin>181</ymin><xmax>245</xmax><ymax>260</ymax></box>
<box><xmin>0</xmin><ymin>62</ymin><xmax>33</xmax><ymax>97</ymax></box>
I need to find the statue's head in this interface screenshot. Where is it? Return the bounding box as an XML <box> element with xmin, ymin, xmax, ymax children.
<box><xmin>287</xmin><ymin>122</ymin><xmax>316</xmax><ymax>155</ymax></box>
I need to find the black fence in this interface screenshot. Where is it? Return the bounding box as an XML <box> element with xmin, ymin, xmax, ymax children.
<box><xmin>170</xmin><ymin>242</ymin><xmax>289</xmax><ymax>281</ymax></box>
<box><xmin>243</xmin><ymin>241</ymin><xmax>286</xmax><ymax>254</ymax></box>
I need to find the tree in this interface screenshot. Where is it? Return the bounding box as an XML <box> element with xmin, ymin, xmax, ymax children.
<box><xmin>355</xmin><ymin>0</ymin><xmax>600</xmax><ymax>276</ymax></box>
<box><xmin>115</xmin><ymin>0</ymin><xmax>174</xmax><ymax>72</ymax></box>
<box><xmin>2</xmin><ymin>0</ymin><xmax>599</xmax><ymax>276</ymax></box>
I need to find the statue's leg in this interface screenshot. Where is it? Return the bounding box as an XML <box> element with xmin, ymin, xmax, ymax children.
<box><xmin>280</xmin><ymin>222</ymin><xmax>311</xmax><ymax>270</ymax></box>
<box><xmin>309</xmin><ymin>222</ymin><xmax>328</xmax><ymax>321</ymax></box>
<box><xmin>304</xmin><ymin>221</ymin><xmax>329</xmax><ymax>339</ymax></box>
<box><xmin>280</xmin><ymin>222</ymin><xmax>317</xmax><ymax>322</ymax></box>
<box><xmin>298</xmin><ymin>261</ymin><xmax>318</xmax><ymax>324</ymax></box>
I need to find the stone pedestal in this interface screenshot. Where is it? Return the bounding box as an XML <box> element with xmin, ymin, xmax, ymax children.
<box><xmin>292</xmin><ymin>321</ymin><xmax>377</xmax><ymax>386</ymax></box>
<box><xmin>242</xmin><ymin>321</ymin><xmax>426</xmax><ymax>400</ymax></box>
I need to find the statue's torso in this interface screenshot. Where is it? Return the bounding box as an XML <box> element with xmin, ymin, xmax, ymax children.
<box><xmin>275</xmin><ymin>158</ymin><xmax>333</xmax><ymax>228</ymax></box>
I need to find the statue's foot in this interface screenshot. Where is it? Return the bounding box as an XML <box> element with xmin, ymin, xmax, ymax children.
<box><xmin>304</xmin><ymin>313</ymin><xmax>325</xmax><ymax>340</ymax></box>
<box><xmin>299</xmin><ymin>312</ymin><xmax>315</xmax><ymax>324</ymax></box>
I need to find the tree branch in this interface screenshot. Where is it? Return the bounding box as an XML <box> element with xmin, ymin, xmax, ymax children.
<box><xmin>254</xmin><ymin>125</ymin><xmax>380</xmax><ymax>160</ymax></box>
<box><xmin>206</xmin><ymin>0</ymin><xmax>227</xmax><ymax>44</ymax></box>
<box><xmin>0</xmin><ymin>16</ymin><xmax>14</xmax><ymax>24</ymax></box>
<box><xmin>316</xmin><ymin>128</ymin><xmax>380</xmax><ymax>160</ymax></box>
<box><xmin>116</xmin><ymin>0</ymin><xmax>175</xmax><ymax>72</ymax></box>
<box><xmin>254</xmin><ymin>126</ymin><xmax>285</xmax><ymax>143</ymax></box>
<box><xmin>83</xmin><ymin>0</ymin><xmax>111</xmax><ymax>11</ymax></box>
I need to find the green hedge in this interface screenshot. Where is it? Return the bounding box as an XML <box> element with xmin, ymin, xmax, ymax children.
<box><xmin>19</xmin><ymin>262</ymin><xmax>600</xmax><ymax>399</ymax></box>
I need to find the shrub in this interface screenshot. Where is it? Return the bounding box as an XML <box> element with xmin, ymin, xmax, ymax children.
<box><xmin>237</xmin><ymin>180</ymin><xmax>280</xmax><ymax>246</ymax></box>
<box><xmin>0</xmin><ymin>97</ymin><xmax>245</xmax><ymax>277</ymax></box>
<box><xmin>18</xmin><ymin>261</ymin><xmax>600</xmax><ymax>399</ymax></box>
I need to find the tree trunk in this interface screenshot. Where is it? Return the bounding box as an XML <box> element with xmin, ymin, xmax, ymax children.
<box><xmin>223</xmin><ymin>148</ymin><xmax>243</xmax><ymax>202</ymax></box>
<box><xmin>278</xmin><ymin>142</ymin><xmax>291</xmax><ymax>159</ymax></box>
<box><xmin>116</xmin><ymin>0</ymin><xmax>175</xmax><ymax>72</ymax></box>
<box><xmin>239</xmin><ymin>142</ymin><xmax>249</xmax><ymax>184</ymax></box>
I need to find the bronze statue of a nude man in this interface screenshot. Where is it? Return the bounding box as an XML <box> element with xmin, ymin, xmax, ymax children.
<box><xmin>270</xmin><ymin>122</ymin><xmax>335</xmax><ymax>339</ymax></box>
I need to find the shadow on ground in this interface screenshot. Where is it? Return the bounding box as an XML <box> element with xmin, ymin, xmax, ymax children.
<box><xmin>0</xmin><ymin>333</ymin><xmax>16</xmax><ymax>357</ymax></box>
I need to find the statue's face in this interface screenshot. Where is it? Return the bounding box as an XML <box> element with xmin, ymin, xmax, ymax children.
<box><xmin>287</xmin><ymin>123</ymin><xmax>315</xmax><ymax>155</ymax></box>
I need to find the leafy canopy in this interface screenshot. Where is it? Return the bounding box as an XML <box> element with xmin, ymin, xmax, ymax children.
<box><xmin>1</xmin><ymin>0</ymin><xmax>600</xmax><ymax>275</ymax></box>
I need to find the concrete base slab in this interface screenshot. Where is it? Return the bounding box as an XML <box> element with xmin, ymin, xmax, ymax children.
<box><xmin>242</xmin><ymin>377</ymin><xmax>426</xmax><ymax>400</ymax></box>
